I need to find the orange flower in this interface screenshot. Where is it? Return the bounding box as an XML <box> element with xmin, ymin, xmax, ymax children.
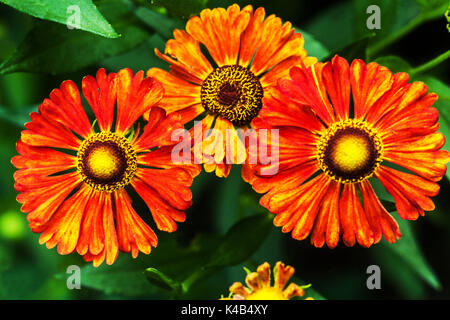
<box><xmin>147</xmin><ymin>3</ymin><xmax>316</xmax><ymax>177</ymax></box>
<box><xmin>245</xmin><ymin>55</ymin><xmax>450</xmax><ymax>248</ymax></box>
<box><xmin>221</xmin><ymin>261</ymin><xmax>312</xmax><ymax>300</ymax></box>
<box><xmin>12</xmin><ymin>68</ymin><xmax>200</xmax><ymax>266</ymax></box>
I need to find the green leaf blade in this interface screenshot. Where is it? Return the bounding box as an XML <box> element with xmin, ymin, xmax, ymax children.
<box><xmin>0</xmin><ymin>0</ymin><xmax>119</xmax><ymax>38</ymax></box>
<box><xmin>0</xmin><ymin>0</ymin><xmax>151</xmax><ymax>75</ymax></box>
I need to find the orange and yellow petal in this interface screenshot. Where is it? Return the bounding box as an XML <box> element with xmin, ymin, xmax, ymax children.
<box><xmin>39</xmin><ymin>185</ymin><xmax>92</xmax><ymax>255</ymax></box>
<box><xmin>133</xmin><ymin>107</ymin><xmax>184</xmax><ymax>152</ymax></box>
<box><xmin>114</xmin><ymin>189</ymin><xmax>158</xmax><ymax>258</ymax></box>
<box><xmin>44</xmin><ymin>80</ymin><xmax>93</xmax><ymax>138</ymax></box>
<box><xmin>22</xmin><ymin>112</ymin><xmax>82</xmax><ymax>150</ymax></box>
<box><xmin>186</xmin><ymin>4</ymin><xmax>252</xmax><ymax>67</ymax></box>
<box><xmin>225</xmin><ymin>261</ymin><xmax>309</xmax><ymax>300</ymax></box>
<box><xmin>131</xmin><ymin>170</ymin><xmax>190</xmax><ymax>233</ymax></box>
<box><xmin>376</xmin><ymin>166</ymin><xmax>440</xmax><ymax>221</ymax></box>
<box><xmin>115</xmin><ymin>69</ymin><xmax>164</xmax><ymax>135</ymax></box>
<box><xmin>146</xmin><ymin>68</ymin><xmax>203</xmax><ymax>118</ymax></box>
<box><xmin>359</xmin><ymin>181</ymin><xmax>401</xmax><ymax>244</ymax></box>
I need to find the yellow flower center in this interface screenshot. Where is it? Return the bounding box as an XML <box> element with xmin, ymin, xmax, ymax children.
<box><xmin>201</xmin><ymin>65</ymin><xmax>263</xmax><ymax>126</ymax></box>
<box><xmin>246</xmin><ymin>287</ymin><xmax>287</xmax><ymax>300</ymax></box>
<box><xmin>317</xmin><ymin>119</ymin><xmax>383</xmax><ymax>183</ymax></box>
<box><xmin>77</xmin><ymin>132</ymin><xmax>137</xmax><ymax>192</ymax></box>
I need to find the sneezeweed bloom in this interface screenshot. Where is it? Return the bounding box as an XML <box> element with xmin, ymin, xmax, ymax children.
<box><xmin>12</xmin><ymin>68</ymin><xmax>200</xmax><ymax>266</ymax></box>
<box><xmin>246</xmin><ymin>55</ymin><xmax>450</xmax><ymax>248</ymax></box>
<box><xmin>221</xmin><ymin>261</ymin><xmax>312</xmax><ymax>300</ymax></box>
<box><xmin>148</xmin><ymin>3</ymin><xmax>316</xmax><ymax>177</ymax></box>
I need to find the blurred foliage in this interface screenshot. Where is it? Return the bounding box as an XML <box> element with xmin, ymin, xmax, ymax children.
<box><xmin>0</xmin><ymin>0</ymin><xmax>449</xmax><ymax>300</ymax></box>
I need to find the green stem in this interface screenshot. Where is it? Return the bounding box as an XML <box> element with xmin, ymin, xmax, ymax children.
<box><xmin>410</xmin><ymin>50</ymin><xmax>450</xmax><ymax>76</ymax></box>
<box><xmin>367</xmin><ymin>4</ymin><xmax>448</xmax><ymax>58</ymax></box>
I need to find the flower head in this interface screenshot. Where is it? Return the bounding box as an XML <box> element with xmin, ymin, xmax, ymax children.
<box><xmin>148</xmin><ymin>3</ymin><xmax>316</xmax><ymax>177</ymax></box>
<box><xmin>246</xmin><ymin>55</ymin><xmax>450</xmax><ymax>248</ymax></box>
<box><xmin>222</xmin><ymin>261</ymin><xmax>311</xmax><ymax>300</ymax></box>
<box><xmin>12</xmin><ymin>68</ymin><xmax>200</xmax><ymax>266</ymax></box>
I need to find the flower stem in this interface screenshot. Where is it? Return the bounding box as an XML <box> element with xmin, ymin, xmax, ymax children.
<box><xmin>367</xmin><ymin>4</ymin><xmax>448</xmax><ymax>58</ymax></box>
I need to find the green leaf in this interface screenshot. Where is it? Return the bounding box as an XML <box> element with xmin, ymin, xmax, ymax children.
<box><xmin>0</xmin><ymin>0</ymin><xmax>119</xmax><ymax>38</ymax></box>
<box><xmin>0</xmin><ymin>0</ymin><xmax>151</xmax><ymax>75</ymax></box>
<box><xmin>205</xmin><ymin>214</ymin><xmax>273</xmax><ymax>268</ymax></box>
<box><xmin>152</xmin><ymin>0</ymin><xmax>209</xmax><ymax>18</ymax></box>
<box><xmin>380</xmin><ymin>215</ymin><xmax>441</xmax><ymax>290</ymax></box>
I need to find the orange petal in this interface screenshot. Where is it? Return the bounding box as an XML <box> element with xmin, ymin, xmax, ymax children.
<box><xmin>383</xmin><ymin>149</ymin><xmax>449</xmax><ymax>182</ymax></box>
<box><xmin>18</xmin><ymin>172</ymin><xmax>81</xmax><ymax>231</ymax></box>
<box><xmin>131</xmin><ymin>175</ymin><xmax>187</xmax><ymax>233</ymax></box>
<box><xmin>133</xmin><ymin>107</ymin><xmax>184</xmax><ymax>152</ymax></box>
<box><xmin>249</xmin><ymin>16</ymin><xmax>307</xmax><ymax>77</ymax></box>
<box><xmin>146</xmin><ymin>68</ymin><xmax>202</xmax><ymax>117</ymax></box>
<box><xmin>376</xmin><ymin>166</ymin><xmax>440</xmax><ymax>220</ymax></box>
<box><xmin>39</xmin><ymin>185</ymin><xmax>92</xmax><ymax>255</ymax></box>
<box><xmin>365</xmin><ymin>72</ymin><xmax>410</xmax><ymax>125</ymax></box>
<box><xmin>273</xmin><ymin>261</ymin><xmax>294</xmax><ymax>290</ymax></box>
<box><xmin>258</xmin><ymin>86</ymin><xmax>324</xmax><ymax>134</ymax></box>
<box><xmin>114</xmin><ymin>189</ymin><xmax>158</xmax><ymax>258</ymax></box>
<box><xmin>375</xmin><ymin>82</ymin><xmax>431</xmax><ymax>131</ymax></box>
<box><xmin>339</xmin><ymin>183</ymin><xmax>374</xmax><ymax>247</ymax></box>
<box><xmin>115</xmin><ymin>69</ymin><xmax>164</xmax><ymax>135</ymax></box>
<box><xmin>22</xmin><ymin>112</ymin><xmax>81</xmax><ymax>150</ymax></box>
<box><xmin>186</xmin><ymin>4</ymin><xmax>251</xmax><ymax>67</ymax></box>
<box><xmin>359</xmin><ymin>181</ymin><xmax>401</xmax><ymax>244</ymax></box>
<box><xmin>279</xmin><ymin>64</ymin><xmax>335</xmax><ymax>125</ymax></box>
<box><xmin>321</xmin><ymin>55</ymin><xmax>350</xmax><ymax>121</ymax></box>
<box><xmin>135</xmin><ymin>167</ymin><xmax>193</xmax><ymax>210</ymax></box>
<box><xmin>350</xmin><ymin>60</ymin><xmax>394</xmax><ymax>121</ymax></box>
<box><xmin>238</xmin><ymin>6</ymin><xmax>265</xmax><ymax>67</ymax></box>
<box><xmin>43</xmin><ymin>80</ymin><xmax>93</xmax><ymax>138</ymax></box>
<box><xmin>76</xmin><ymin>190</ymin><xmax>105</xmax><ymax>256</ymax></box>
<box><xmin>310</xmin><ymin>180</ymin><xmax>340</xmax><ymax>248</ymax></box>
<box><xmin>268</xmin><ymin>174</ymin><xmax>329</xmax><ymax>236</ymax></box>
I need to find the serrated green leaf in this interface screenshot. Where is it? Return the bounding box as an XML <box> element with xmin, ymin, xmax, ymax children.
<box><xmin>0</xmin><ymin>0</ymin><xmax>119</xmax><ymax>38</ymax></box>
<box><xmin>0</xmin><ymin>0</ymin><xmax>151</xmax><ymax>75</ymax></box>
<box><xmin>381</xmin><ymin>215</ymin><xmax>441</xmax><ymax>290</ymax></box>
